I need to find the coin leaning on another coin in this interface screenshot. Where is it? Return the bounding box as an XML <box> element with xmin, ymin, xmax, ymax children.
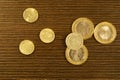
<box><xmin>65</xmin><ymin>33</ymin><xmax>84</xmax><ymax>50</ymax></box>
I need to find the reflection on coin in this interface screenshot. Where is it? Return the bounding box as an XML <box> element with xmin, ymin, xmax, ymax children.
<box><xmin>19</xmin><ymin>40</ymin><xmax>35</xmax><ymax>55</ymax></box>
<box><xmin>23</xmin><ymin>8</ymin><xmax>39</xmax><ymax>23</ymax></box>
<box><xmin>40</xmin><ymin>28</ymin><xmax>55</xmax><ymax>43</ymax></box>
<box><xmin>94</xmin><ymin>22</ymin><xmax>117</xmax><ymax>44</ymax></box>
<box><xmin>65</xmin><ymin>45</ymin><xmax>88</xmax><ymax>65</ymax></box>
<box><xmin>72</xmin><ymin>17</ymin><xmax>94</xmax><ymax>40</ymax></box>
<box><xmin>65</xmin><ymin>33</ymin><xmax>83</xmax><ymax>50</ymax></box>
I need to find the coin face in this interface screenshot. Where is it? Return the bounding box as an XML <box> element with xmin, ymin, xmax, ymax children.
<box><xmin>65</xmin><ymin>33</ymin><xmax>83</xmax><ymax>50</ymax></box>
<box><xmin>23</xmin><ymin>8</ymin><xmax>39</xmax><ymax>23</ymax></box>
<box><xmin>19</xmin><ymin>40</ymin><xmax>35</xmax><ymax>55</ymax></box>
<box><xmin>72</xmin><ymin>17</ymin><xmax>94</xmax><ymax>40</ymax></box>
<box><xmin>94</xmin><ymin>22</ymin><xmax>117</xmax><ymax>44</ymax></box>
<box><xmin>40</xmin><ymin>28</ymin><xmax>55</xmax><ymax>43</ymax></box>
<box><xmin>65</xmin><ymin>45</ymin><xmax>88</xmax><ymax>65</ymax></box>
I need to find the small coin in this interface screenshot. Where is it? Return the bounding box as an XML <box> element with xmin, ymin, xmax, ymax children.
<box><xmin>23</xmin><ymin>8</ymin><xmax>39</xmax><ymax>23</ymax></box>
<box><xmin>40</xmin><ymin>28</ymin><xmax>55</xmax><ymax>43</ymax></box>
<box><xmin>72</xmin><ymin>17</ymin><xmax>94</xmax><ymax>40</ymax></box>
<box><xmin>94</xmin><ymin>22</ymin><xmax>117</xmax><ymax>44</ymax></box>
<box><xmin>65</xmin><ymin>45</ymin><xmax>88</xmax><ymax>65</ymax></box>
<box><xmin>19</xmin><ymin>40</ymin><xmax>35</xmax><ymax>55</ymax></box>
<box><xmin>65</xmin><ymin>33</ymin><xmax>83</xmax><ymax>50</ymax></box>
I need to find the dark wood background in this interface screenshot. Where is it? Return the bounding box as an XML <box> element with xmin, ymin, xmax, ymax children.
<box><xmin>0</xmin><ymin>0</ymin><xmax>120</xmax><ymax>80</ymax></box>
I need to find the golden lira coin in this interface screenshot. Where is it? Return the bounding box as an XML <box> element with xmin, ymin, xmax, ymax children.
<box><xmin>94</xmin><ymin>22</ymin><xmax>117</xmax><ymax>44</ymax></box>
<box><xmin>72</xmin><ymin>17</ymin><xmax>94</xmax><ymax>40</ymax></box>
<box><xmin>40</xmin><ymin>28</ymin><xmax>55</xmax><ymax>43</ymax></box>
<box><xmin>23</xmin><ymin>8</ymin><xmax>39</xmax><ymax>23</ymax></box>
<box><xmin>65</xmin><ymin>33</ymin><xmax>83</xmax><ymax>50</ymax></box>
<box><xmin>19</xmin><ymin>40</ymin><xmax>35</xmax><ymax>55</ymax></box>
<box><xmin>65</xmin><ymin>45</ymin><xmax>88</xmax><ymax>65</ymax></box>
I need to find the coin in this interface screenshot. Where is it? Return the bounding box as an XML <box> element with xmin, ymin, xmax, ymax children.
<box><xmin>19</xmin><ymin>40</ymin><xmax>35</xmax><ymax>55</ymax></box>
<box><xmin>65</xmin><ymin>33</ymin><xmax>83</xmax><ymax>50</ymax></box>
<box><xmin>65</xmin><ymin>45</ymin><xmax>88</xmax><ymax>65</ymax></box>
<box><xmin>72</xmin><ymin>17</ymin><xmax>94</xmax><ymax>40</ymax></box>
<box><xmin>23</xmin><ymin>8</ymin><xmax>39</xmax><ymax>23</ymax></box>
<box><xmin>94</xmin><ymin>22</ymin><xmax>117</xmax><ymax>44</ymax></box>
<box><xmin>40</xmin><ymin>28</ymin><xmax>55</xmax><ymax>43</ymax></box>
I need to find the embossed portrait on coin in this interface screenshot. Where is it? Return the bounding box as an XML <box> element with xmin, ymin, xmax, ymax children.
<box><xmin>76</xmin><ymin>22</ymin><xmax>90</xmax><ymax>36</ymax></box>
<box><xmin>97</xmin><ymin>26</ymin><xmax>112</xmax><ymax>41</ymax></box>
<box><xmin>69</xmin><ymin>48</ymin><xmax>84</xmax><ymax>62</ymax></box>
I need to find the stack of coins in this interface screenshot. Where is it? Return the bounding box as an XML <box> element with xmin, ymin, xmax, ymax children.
<box><xmin>65</xmin><ymin>17</ymin><xmax>94</xmax><ymax>65</ymax></box>
<box><xmin>65</xmin><ymin>17</ymin><xmax>117</xmax><ymax>65</ymax></box>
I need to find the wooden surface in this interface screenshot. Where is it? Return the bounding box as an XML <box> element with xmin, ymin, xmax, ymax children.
<box><xmin>0</xmin><ymin>0</ymin><xmax>120</xmax><ymax>79</ymax></box>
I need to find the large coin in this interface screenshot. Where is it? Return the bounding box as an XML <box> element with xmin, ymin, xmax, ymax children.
<box><xmin>65</xmin><ymin>33</ymin><xmax>83</xmax><ymax>50</ymax></box>
<box><xmin>19</xmin><ymin>40</ymin><xmax>35</xmax><ymax>55</ymax></box>
<box><xmin>65</xmin><ymin>45</ymin><xmax>88</xmax><ymax>65</ymax></box>
<box><xmin>23</xmin><ymin>8</ymin><xmax>39</xmax><ymax>23</ymax></box>
<box><xmin>94</xmin><ymin>22</ymin><xmax>117</xmax><ymax>44</ymax></box>
<box><xmin>40</xmin><ymin>28</ymin><xmax>55</xmax><ymax>43</ymax></box>
<box><xmin>72</xmin><ymin>17</ymin><xmax>94</xmax><ymax>40</ymax></box>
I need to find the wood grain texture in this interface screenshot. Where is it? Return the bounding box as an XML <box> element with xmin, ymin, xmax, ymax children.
<box><xmin>0</xmin><ymin>0</ymin><xmax>120</xmax><ymax>79</ymax></box>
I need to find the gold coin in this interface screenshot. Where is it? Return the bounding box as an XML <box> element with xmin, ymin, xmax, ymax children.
<box><xmin>94</xmin><ymin>22</ymin><xmax>117</xmax><ymax>44</ymax></box>
<box><xmin>40</xmin><ymin>28</ymin><xmax>55</xmax><ymax>43</ymax></box>
<box><xmin>19</xmin><ymin>40</ymin><xmax>35</xmax><ymax>55</ymax></box>
<box><xmin>65</xmin><ymin>33</ymin><xmax>83</xmax><ymax>50</ymax></box>
<box><xmin>65</xmin><ymin>45</ymin><xmax>88</xmax><ymax>65</ymax></box>
<box><xmin>23</xmin><ymin>8</ymin><xmax>39</xmax><ymax>23</ymax></box>
<box><xmin>72</xmin><ymin>17</ymin><xmax>94</xmax><ymax>40</ymax></box>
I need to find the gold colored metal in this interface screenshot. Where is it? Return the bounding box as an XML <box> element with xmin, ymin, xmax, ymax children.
<box><xmin>65</xmin><ymin>45</ymin><xmax>88</xmax><ymax>65</ymax></box>
<box><xmin>65</xmin><ymin>33</ymin><xmax>83</xmax><ymax>50</ymax></box>
<box><xmin>19</xmin><ymin>40</ymin><xmax>35</xmax><ymax>55</ymax></box>
<box><xmin>72</xmin><ymin>17</ymin><xmax>94</xmax><ymax>40</ymax></box>
<box><xmin>23</xmin><ymin>8</ymin><xmax>39</xmax><ymax>23</ymax></box>
<box><xmin>40</xmin><ymin>28</ymin><xmax>55</xmax><ymax>43</ymax></box>
<box><xmin>94</xmin><ymin>22</ymin><xmax>117</xmax><ymax>44</ymax></box>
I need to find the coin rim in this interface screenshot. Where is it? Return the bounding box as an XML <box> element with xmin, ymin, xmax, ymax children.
<box><xmin>72</xmin><ymin>17</ymin><xmax>94</xmax><ymax>40</ymax></box>
<box><xmin>65</xmin><ymin>45</ymin><xmax>88</xmax><ymax>65</ymax></box>
<box><xmin>23</xmin><ymin>8</ymin><xmax>39</xmax><ymax>23</ymax></box>
<box><xmin>65</xmin><ymin>33</ymin><xmax>84</xmax><ymax>50</ymax></box>
<box><xmin>94</xmin><ymin>22</ymin><xmax>117</xmax><ymax>44</ymax></box>
<box><xmin>39</xmin><ymin>28</ymin><xmax>55</xmax><ymax>43</ymax></box>
<box><xmin>19</xmin><ymin>40</ymin><xmax>35</xmax><ymax>55</ymax></box>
